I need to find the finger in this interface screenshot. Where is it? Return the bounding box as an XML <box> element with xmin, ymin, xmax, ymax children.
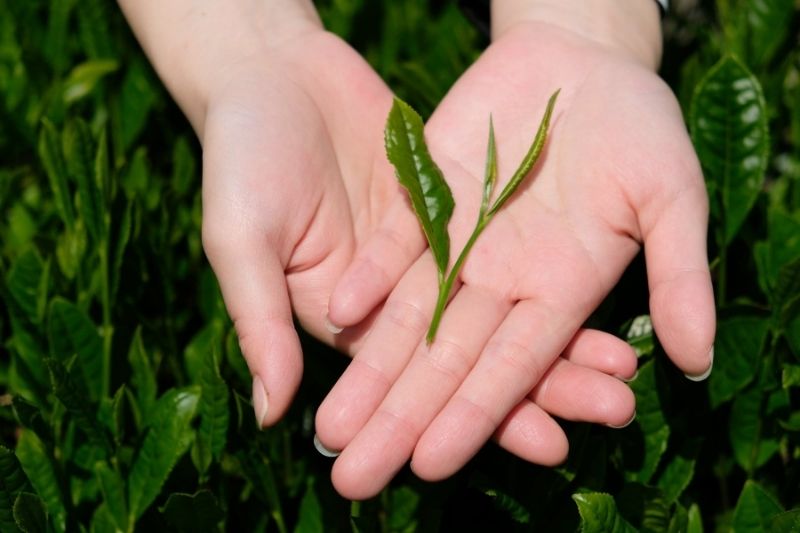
<box><xmin>492</xmin><ymin>402</ymin><xmax>569</xmax><ymax>467</ymax></box>
<box><xmin>640</xmin><ymin>174</ymin><xmax>716</xmax><ymax>379</ymax></box>
<box><xmin>315</xmin><ymin>253</ymin><xmax>440</xmax><ymax>453</ymax></box>
<box><xmin>411</xmin><ymin>298</ymin><xmax>584</xmax><ymax>481</ymax></box>
<box><xmin>202</xmin><ymin>219</ymin><xmax>301</xmax><ymax>428</ymax></box>
<box><xmin>561</xmin><ymin>329</ymin><xmax>638</xmax><ymax>380</ymax></box>
<box><xmin>327</xmin><ymin>197</ymin><xmax>425</xmax><ymax>329</ymax></box>
<box><xmin>330</xmin><ymin>287</ymin><xmax>509</xmax><ymax>500</ymax></box>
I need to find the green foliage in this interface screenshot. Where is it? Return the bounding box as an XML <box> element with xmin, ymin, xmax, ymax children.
<box><xmin>0</xmin><ymin>0</ymin><xmax>798</xmax><ymax>530</ymax></box>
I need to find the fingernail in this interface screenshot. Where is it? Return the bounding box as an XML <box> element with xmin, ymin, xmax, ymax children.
<box><xmin>325</xmin><ymin>314</ymin><xmax>343</xmax><ymax>335</ymax></box>
<box><xmin>252</xmin><ymin>375</ymin><xmax>269</xmax><ymax>428</ymax></box>
<box><xmin>608</xmin><ymin>410</ymin><xmax>636</xmax><ymax>429</ymax></box>
<box><xmin>685</xmin><ymin>346</ymin><xmax>714</xmax><ymax>382</ymax></box>
<box><xmin>620</xmin><ymin>370</ymin><xmax>639</xmax><ymax>383</ymax></box>
<box><xmin>313</xmin><ymin>434</ymin><xmax>340</xmax><ymax>458</ymax></box>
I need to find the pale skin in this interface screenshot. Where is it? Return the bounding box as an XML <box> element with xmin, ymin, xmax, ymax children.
<box><xmin>118</xmin><ymin>0</ymin><xmax>714</xmax><ymax>500</ymax></box>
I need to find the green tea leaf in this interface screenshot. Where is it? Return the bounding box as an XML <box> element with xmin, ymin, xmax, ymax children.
<box><xmin>0</xmin><ymin>446</ymin><xmax>31</xmax><ymax>533</ymax></box>
<box><xmin>184</xmin><ymin>322</ymin><xmax>223</xmax><ymax>384</ymax></box>
<box><xmin>160</xmin><ymin>490</ymin><xmax>223</xmax><ymax>533</ymax></box>
<box><xmin>690</xmin><ymin>55</ymin><xmax>768</xmax><ymax>245</ymax></box>
<box><xmin>769</xmin><ymin>509</ymin><xmax>800</xmax><ymax>532</ymax></box>
<box><xmin>572</xmin><ymin>493</ymin><xmax>637</xmax><ymax>533</ymax></box>
<box><xmin>11</xmin><ymin>398</ymin><xmax>51</xmax><ymax>444</ymax></box>
<box><xmin>46</xmin><ymin>358</ymin><xmax>112</xmax><ymax>456</ymax></box>
<box><xmin>118</xmin><ymin>57</ymin><xmax>158</xmax><ymax>150</ymax></box>
<box><xmin>744</xmin><ymin>0</ymin><xmax>795</xmax><ymax>68</ymax></box>
<box><xmin>756</xmin><ymin>207</ymin><xmax>800</xmax><ymax>297</ymax></box>
<box><xmin>13</xmin><ymin>492</ymin><xmax>47</xmax><ymax>533</ymax></box>
<box><xmin>783</xmin><ymin>364</ymin><xmax>800</xmax><ymax>389</ymax></box>
<box><xmin>621</xmin><ymin>360</ymin><xmax>669</xmax><ymax>483</ymax></box>
<box><xmin>295</xmin><ymin>480</ymin><xmax>323</xmax><ymax>533</ymax></box>
<box><xmin>63</xmin><ymin>118</ymin><xmax>105</xmax><ymax>245</ymax></box>
<box><xmin>127</xmin><ymin>328</ymin><xmax>156</xmax><ymax>425</ymax></box>
<box><xmin>97</xmin><ymin>385</ymin><xmax>125</xmax><ymax>443</ymax></box>
<box><xmin>62</xmin><ymin>60</ymin><xmax>118</xmax><ymax>104</ymax></box>
<box><xmin>387</xmin><ymin>486</ymin><xmax>420</xmax><ymax>532</ymax></box>
<box><xmin>488</xmin><ymin>89</ymin><xmax>559</xmax><ymax>216</ymax></box>
<box><xmin>479</xmin><ymin>116</ymin><xmax>497</xmax><ymax>216</ymax></box>
<box><xmin>625</xmin><ymin>315</ymin><xmax>655</xmax><ymax>358</ymax></box>
<box><xmin>111</xmin><ymin>200</ymin><xmax>132</xmax><ymax>303</ymax></box>
<box><xmin>89</xmin><ymin>503</ymin><xmax>117</xmax><ymax>533</ymax></box>
<box><xmin>6</xmin><ymin>249</ymin><xmax>49</xmax><ymax>326</ymax></box>
<box><xmin>94</xmin><ymin>463</ymin><xmax>126</xmax><ymax>533</ymax></box>
<box><xmin>732</xmin><ymin>481</ymin><xmax>783</xmax><ymax>533</ymax></box>
<box><xmin>385</xmin><ymin>97</ymin><xmax>454</xmax><ymax>276</ymax></box>
<box><xmin>75</xmin><ymin>0</ymin><xmax>115</xmax><ymax>59</ymax></box>
<box><xmin>192</xmin><ymin>349</ymin><xmax>229</xmax><ymax>477</ymax></box>
<box><xmin>729</xmin><ymin>386</ymin><xmax>780</xmax><ymax>473</ymax></box>
<box><xmin>47</xmin><ymin>298</ymin><xmax>104</xmax><ymax>401</ymax></box>
<box><xmin>687</xmin><ymin>503</ymin><xmax>703</xmax><ymax>533</ymax></box>
<box><xmin>128</xmin><ymin>387</ymin><xmax>200</xmax><ymax>521</ymax></box>
<box><xmin>708</xmin><ymin>316</ymin><xmax>769</xmax><ymax>408</ymax></box>
<box><xmin>43</xmin><ymin>0</ymin><xmax>73</xmax><ymax>74</ymax></box>
<box><xmin>55</xmin><ymin>224</ymin><xmax>87</xmax><ymax>280</ymax></box>
<box><xmin>655</xmin><ymin>440</ymin><xmax>700</xmax><ymax>504</ymax></box>
<box><xmin>15</xmin><ymin>431</ymin><xmax>66</xmax><ymax>533</ymax></box>
<box><xmin>38</xmin><ymin>120</ymin><xmax>74</xmax><ymax>230</ymax></box>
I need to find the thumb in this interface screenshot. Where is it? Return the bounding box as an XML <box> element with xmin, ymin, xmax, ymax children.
<box><xmin>202</xmin><ymin>210</ymin><xmax>302</xmax><ymax>428</ymax></box>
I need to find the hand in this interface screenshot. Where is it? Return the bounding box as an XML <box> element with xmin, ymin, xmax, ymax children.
<box><xmin>318</xmin><ymin>4</ymin><xmax>715</xmax><ymax>499</ymax></box>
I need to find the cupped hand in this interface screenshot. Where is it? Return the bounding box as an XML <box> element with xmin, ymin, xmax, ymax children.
<box><xmin>318</xmin><ymin>21</ymin><xmax>715</xmax><ymax>499</ymax></box>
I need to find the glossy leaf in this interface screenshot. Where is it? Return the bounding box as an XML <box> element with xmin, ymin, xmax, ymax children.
<box><xmin>160</xmin><ymin>490</ymin><xmax>224</xmax><ymax>533</ymax></box>
<box><xmin>732</xmin><ymin>481</ymin><xmax>783</xmax><ymax>533</ymax></box>
<box><xmin>62</xmin><ymin>60</ymin><xmax>118</xmax><ymax>104</ymax></box>
<box><xmin>729</xmin><ymin>386</ymin><xmax>780</xmax><ymax>473</ymax></box>
<box><xmin>94</xmin><ymin>462</ymin><xmax>126</xmax><ymax>533</ymax></box>
<box><xmin>13</xmin><ymin>493</ymin><xmax>47</xmax><ymax>533</ymax></box>
<box><xmin>625</xmin><ymin>315</ymin><xmax>655</xmax><ymax>358</ymax></box>
<box><xmin>572</xmin><ymin>493</ymin><xmax>637</xmax><ymax>533</ymax></box>
<box><xmin>621</xmin><ymin>360</ymin><xmax>669</xmax><ymax>483</ymax></box>
<box><xmin>385</xmin><ymin>97</ymin><xmax>454</xmax><ymax>276</ymax></box>
<box><xmin>708</xmin><ymin>316</ymin><xmax>769</xmax><ymax>408</ymax></box>
<box><xmin>690</xmin><ymin>55</ymin><xmax>768</xmax><ymax>245</ymax></box>
<box><xmin>47</xmin><ymin>298</ymin><xmax>104</xmax><ymax>401</ymax></box>
<box><xmin>0</xmin><ymin>446</ymin><xmax>30</xmax><ymax>533</ymax></box>
<box><xmin>128</xmin><ymin>387</ymin><xmax>200</xmax><ymax>521</ymax></box>
<box><xmin>192</xmin><ymin>348</ymin><xmax>229</xmax><ymax>477</ymax></box>
<box><xmin>15</xmin><ymin>431</ymin><xmax>66</xmax><ymax>533</ymax></box>
<box><xmin>38</xmin><ymin>120</ymin><xmax>74</xmax><ymax>230</ymax></box>
<box><xmin>487</xmin><ymin>89</ymin><xmax>559</xmax><ymax>216</ymax></box>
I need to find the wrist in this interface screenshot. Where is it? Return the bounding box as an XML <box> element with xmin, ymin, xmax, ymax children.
<box><xmin>118</xmin><ymin>0</ymin><xmax>321</xmax><ymax>131</ymax></box>
<box><xmin>491</xmin><ymin>0</ymin><xmax>662</xmax><ymax>70</ymax></box>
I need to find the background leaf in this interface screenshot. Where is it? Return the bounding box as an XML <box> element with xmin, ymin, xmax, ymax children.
<box><xmin>160</xmin><ymin>490</ymin><xmax>223</xmax><ymax>533</ymax></box>
<box><xmin>12</xmin><ymin>493</ymin><xmax>48</xmax><ymax>533</ymax></box>
<box><xmin>708</xmin><ymin>316</ymin><xmax>770</xmax><ymax>408</ymax></box>
<box><xmin>15</xmin><ymin>431</ymin><xmax>66</xmax><ymax>533</ymax></box>
<box><xmin>47</xmin><ymin>298</ymin><xmax>104</xmax><ymax>401</ymax></box>
<box><xmin>0</xmin><ymin>446</ymin><xmax>31</xmax><ymax>533</ymax></box>
<box><xmin>732</xmin><ymin>481</ymin><xmax>783</xmax><ymax>532</ymax></box>
<box><xmin>572</xmin><ymin>493</ymin><xmax>637</xmax><ymax>533</ymax></box>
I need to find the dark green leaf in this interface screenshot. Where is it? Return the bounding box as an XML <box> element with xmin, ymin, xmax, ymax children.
<box><xmin>160</xmin><ymin>490</ymin><xmax>223</xmax><ymax>533</ymax></box>
<box><xmin>11</xmin><ymin>398</ymin><xmax>51</xmax><ymax>443</ymax></box>
<box><xmin>0</xmin><ymin>446</ymin><xmax>31</xmax><ymax>533</ymax></box>
<box><xmin>172</xmin><ymin>136</ymin><xmax>196</xmax><ymax>196</ymax></box>
<box><xmin>655</xmin><ymin>440</ymin><xmax>700</xmax><ymax>504</ymax></box>
<box><xmin>488</xmin><ymin>89</ymin><xmax>559</xmax><ymax>216</ymax></box>
<box><xmin>769</xmin><ymin>509</ymin><xmax>800</xmax><ymax>532</ymax></box>
<box><xmin>43</xmin><ymin>0</ymin><xmax>73</xmax><ymax>74</ymax></box>
<box><xmin>47</xmin><ymin>298</ymin><xmax>104</xmax><ymax>401</ymax></box>
<box><xmin>128</xmin><ymin>387</ymin><xmax>200</xmax><ymax>521</ymax></box>
<box><xmin>127</xmin><ymin>328</ymin><xmax>156</xmax><ymax>425</ymax></box>
<box><xmin>625</xmin><ymin>315</ymin><xmax>655</xmax><ymax>358</ymax></box>
<box><xmin>783</xmin><ymin>364</ymin><xmax>800</xmax><ymax>389</ymax></box>
<box><xmin>484</xmin><ymin>487</ymin><xmax>530</xmax><ymax>524</ymax></box>
<box><xmin>46</xmin><ymin>358</ymin><xmax>111</xmax><ymax>456</ymax></box>
<box><xmin>6</xmin><ymin>249</ymin><xmax>49</xmax><ymax>326</ymax></box>
<box><xmin>744</xmin><ymin>0</ymin><xmax>795</xmax><ymax>68</ymax></box>
<box><xmin>294</xmin><ymin>480</ymin><xmax>323</xmax><ymax>533</ymax></box>
<box><xmin>111</xmin><ymin>201</ymin><xmax>132</xmax><ymax>303</ymax></box>
<box><xmin>63</xmin><ymin>118</ymin><xmax>105</xmax><ymax>245</ymax></box>
<box><xmin>120</xmin><ymin>147</ymin><xmax>148</xmax><ymax>200</ymax></box>
<box><xmin>97</xmin><ymin>385</ymin><xmax>125</xmax><ymax>443</ymax></box>
<box><xmin>15</xmin><ymin>431</ymin><xmax>66</xmax><ymax>532</ymax></box>
<box><xmin>55</xmin><ymin>224</ymin><xmax>87</xmax><ymax>280</ymax></box>
<box><xmin>38</xmin><ymin>120</ymin><xmax>74</xmax><ymax>230</ymax></box>
<box><xmin>192</xmin><ymin>349</ymin><xmax>228</xmax><ymax>477</ymax></box>
<box><xmin>387</xmin><ymin>486</ymin><xmax>420</xmax><ymax>532</ymax></box>
<box><xmin>76</xmin><ymin>0</ymin><xmax>115</xmax><ymax>59</ymax></box>
<box><xmin>572</xmin><ymin>493</ymin><xmax>637</xmax><ymax>533</ymax></box>
<box><xmin>385</xmin><ymin>97</ymin><xmax>454</xmax><ymax>276</ymax></box>
<box><xmin>732</xmin><ymin>480</ymin><xmax>783</xmax><ymax>533</ymax></box>
<box><xmin>729</xmin><ymin>386</ymin><xmax>780</xmax><ymax>473</ymax></box>
<box><xmin>184</xmin><ymin>322</ymin><xmax>223</xmax><ymax>384</ymax></box>
<box><xmin>118</xmin><ymin>57</ymin><xmax>158</xmax><ymax>150</ymax></box>
<box><xmin>89</xmin><ymin>503</ymin><xmax>117</xmax><ymax>533</ymax></box>
<box><xmin>690</xmin><ymin>55</ymin><xmax>768</xmax><ymax>245</ymax></box>
<box><xmin>622</xmin><ymin>360</ymin><xmax>669</xmax><ymax>483</ymax></box>
<box><xmin>94</xmin><ymin>462</ymin><xmax>126</xmax><ymax>533</ymax></box>
<box><xmin>62</xmin><ymin>60</ymin><xmax>118</xmax><ymax>104</ymax></box>
<box><xmin>687</xmin><ymin>503</ymin><xmax>703</xmax><ymax>533</ymax></box>
<box><xmin>13</xmin><ymin>493</ymin><xmax>47</xmax><ymax>533</ymax></box>
<box><xmin>756</xmin><ymin>208</ymin><xmax>800</xmax><ymax>299</ymax></box>
<box><xmin>708</xmin><ymin>316</ymin><xmax>769</xmax><ymax>408</ymax></box>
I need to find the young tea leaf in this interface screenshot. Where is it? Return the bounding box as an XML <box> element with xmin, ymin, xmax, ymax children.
<box><xmin>192</xmin><ymin>348</ymin><xmax>229</xmax><ymax>477</ymax></box>
<box><xmin>94</xmin><ymin>462</ymin><xmax>127</xmax><ymax>533</ymax></box>
<box><xmin>480</xmin><ymin>116</ymin><xmax>497</xmax><ymax>216</ymax></box>
<box><xmin>385</xmin><ymin>97</ymin><xmax>454</xmax><ymax>277</ymax></box>
<box><xmin>487</xmin><ymin>89</ymin><xmax>559</xmax><ymax>216</ymax></box>
<box><xmin>38</xmin><ymin>120</ymin><xmax>75</xmax><ymax>230</ymax></box>
<box><xmin>572</xmin><ymin>493</ymin><xmax>637</xmax><ymax>533</ymax></box>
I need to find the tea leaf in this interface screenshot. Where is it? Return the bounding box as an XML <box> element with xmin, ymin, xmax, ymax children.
<box><xmin>47</xmin><ymin>298</ymin><xmax>104</xmax><ymax>401</ymax></box>
<box><xmin>743</xmin><ymin>0</ymin><xmax>795</xmax><ymax>68</ymax></box>
<box><xmin>160</xmin><ymin>490</ymin><xmax>224</xmax><ymax>533</ymax></box>
<box><xmin>94</xmin><ymin>463</ymin><xmax>126</xmax><ymax>532</ymax></box>
<box><xmin>12</xmin><ymin>493</ymin><xmax>47</xmax><ymax>533</ymax></box>
<box><xmin>690</xmin><ymin>55</ymin><xmax>768</xmax><ymax>245</ymax></box>
<box><xmin>488</xmin><ymin>89</ymin><xmax>559</xmax><ymax>216</ymax></box>
<box><xmin>64</xmin><ymin>119</ymin><xmax>105</xmax><ymax>245</ymax></box>
<box><xmin>127</xmin><ymin>328</ymin><xmax>156</xmax><ymax>425</ymax></box>
<box><xmin>687</xmin><ymin>504</ymin><xmax>703</xmax><ymax>533</ymax></box>
<box><xmin>62</xmin><ymin>60</ymin><xmax>118</xmax><ymax>104</ymax></box>
<box><xmin>38</xmin><ymin>120</ymin><xmax>74</xmax><ymax>230</ymax></box>
<box><xmin>15</xmin><ymin>431</ymin><xmax>66</xmax><ymax>532</ymax></box>
<box><xmin>479</xmin><ymin>116</ymin><xmax>497</xmax><ymax>216</ymax></box>
<box><xmin>655</xmin><ymin>440</ymin><xmax>700</xmax><ymax>504</ymax></box>
<box><xmin>295</xmin><ymin>481</ymin><xmax>323</xmax><ymax>533</ymax></box>
<box><xmin>0</xmin><ymin>446</ymin><xmax>31</xmax><ymax>533</ymax></box>
<box><xmin>6</xmin><ymin>249</ymin><xmax>49</xmax><ymax>326</ymax></box>
<box><xmin>192</xmin><ymin>348</ymin><xmax>228</xmax><ymax>477</ymax></box>
<box><xmin>732</xmin><ymin>481</ymin><xmax>783</xmax><ymax>533</ymax></box>
<box><xmin>729</xmin><ymin>387</ymin><xmax>780</xmax><ymax>473</ymax></box>
<box><xmin>769</xmin><ymin>509</ymin><xmax>800</xmax><ymax>532</ymax></box>
<box><xmin>572</xmin><ymin>493</ymin><xmax>637</xmax><ymax>533</ymax></box>
<box><xmin>385</xmin><ymin>97</ymin><xmax>454</xmax><ymax>276</ymax></box>
<box><xmin>708</xmin><ymin>316</ymin><xmax>769</xmax><ymax>409</ymax></box>
<box><xmin>128</xmin><ymin>387</ymin><xmax>200</xmax><ymax>521</ymax></box>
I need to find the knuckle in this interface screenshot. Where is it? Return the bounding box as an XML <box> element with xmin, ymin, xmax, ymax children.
<box><xmin>483</xmin><ymin>339</ymin><xmax>545</xmax><ymax>385</ymax></box>
<box><xmin>419</xmin><ymin>340</ymin><xmax>473</xmax><ymax>388</ymax></box>
<box><xmin>383</xmin><ymin>299</ymin><xmax>429</xmax><ymax>337</ymax></box>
